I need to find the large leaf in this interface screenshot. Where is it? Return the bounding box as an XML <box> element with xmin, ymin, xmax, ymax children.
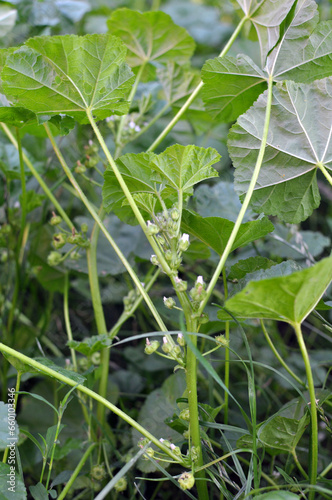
<box><xmin>181</xmin><ymin>210</ymin><xmax>274</xmax><ymax>256</ymax></box>
<box><xmin>1</xmin><ymin>34</ymin><xmax>135</xmax><ymax>123</ymax></box>
<box><xmin>0</xmin><ymin>463</ymin><xmax>27</xmax><ymax>500</ymax></box>
<box><xmin>201</xmin><ymin>55</ymin><xmax>267</xmax><ymax>122</ymax></box>
<box><xmin>237</xmin><ymin>0</ymin><xmax>296</xmax><ymax>65</ymax></box>
<box><xmin>152</xmin><ymin>144</ymin><xmax>220</xmax><ymax>194</ymax></box>
<box><xmin>229</xmin><ymin>79</ymin><xmax>332</xmax><ymax>223</ymax></box>
<box><xmin>218</xmin><ymin>255</ymin><xmax>332</xmax><ymax>324</ymax></box>
<box><xmin>107</xmin><ymin>9</ymin><xmax>195</xmax><ymax>71</ymax></box>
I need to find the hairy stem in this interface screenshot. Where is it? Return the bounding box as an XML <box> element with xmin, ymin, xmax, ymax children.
<box><xmin>44</xmin><ymin>123</ymin><xmax>168</xmax><ymax>335</ymax></box>
<box><xmin>198</xmin><ymin>74</ymin><xmax>274</xmax><ymax>315</ymax></box>
<box><xmin>147</xmin><ymin>15</ymin><xmax>248</xmax><ymax>152</ymax></box>
<box><xmin>293</xmin><ymin>322</ymin><xmax>318</xmax><ymax>499</ymax></box>
<box><xmin>0</xmin><ymin>343</ymin><xmax>185</xmax><ymax>464</ymax></box>
<box><xmin>0</xmin><ymin>123</ymin><xmax>74</xmax><ymax>230</ymax></box>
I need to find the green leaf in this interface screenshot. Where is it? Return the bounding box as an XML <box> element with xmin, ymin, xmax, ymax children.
<box><xmin>29</xmin><ymin>483</ymin><xmax>49</xmax><ymax>500</ymax></box>
<box><xmin>0</xmin><ymin>463</ymin><xmax>27</xmax><ymax>500</ymax></box>
<box><xmin>229</xmin><ymin>79</ymin><xmax>332</xmax><ymax>223</ymax></box>
<box><xmin>228</xmin><ymin>256</ymin><xmax>276</xmax><ymax>280</ymax></box>
<box><xmin>157</xmin><ymin>62</ymin><xmax>200</xmax><ymax>106</ymax></box>
<box><xmin>152</xmin><ymin>144</ymin><xmax>220</xmax><ymax>194</ymax></box>
<box><xmin>181</xmin><ymin>210</ymin><xmax>274</xmax><ymax>256</ymax></box>
<box><xmin>1</xmin><ymin>34</ymin><xmax>135</xmax><ymax>123</ymax></box>
<box><xmin>107</xmin><ymin>9</ymin><xmax>195</xmax><ymax>72</ymax></box>
<box><xmin>33</xmin><ymin>358</ymin><xmax>85</xmax><ymax>385</ymax></box>
<box><xmin>237</xmin><ymin>0</ymin><xmax>296</xmax><ymax>65</ymax></box>
<box><xmin>256</xmin><ymin>492</ymin><xmax>300</xmax><ymax>499</ymax></box>
<box><xmin>20</xmin><ymin>191</ymin><xmax>45</xmax><ymax>213</ymax></box>
<box><xmin>0</xmin><ymin>402</ymin><xmax>19</xmax><ymax>451</ymax></box>
<box><xmin>219</xmin><ymin>255</ymin><xmax>332</xmax><ymax>324</ymax></box>
<box><xmin>0</xmin><ymin>7</ymin><xmax>17</xmax><ymax>38</ymax></box>
<box><xmin>201</xmin><ymin>54</ymin><xmax>267</xmax><ymax>122</ymax></box>
<box><xmin>67</xmin><ymin>335</ymin><xmax>112</xmax><ymax>356</ymax></box>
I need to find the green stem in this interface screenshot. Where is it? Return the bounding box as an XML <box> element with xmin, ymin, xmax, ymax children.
<box><xmin>318</xmin><ymin>163</ymin><xmax>332</xmax><ymax>187</ymax></box>
<box><xmin>185</xmin><ymin>317</ymin><xmax>209</xmax><ymax>500</ymax></box>
<box><xmin>87</xmin><ymin>110</ymin><xmax>172</xmax><ymax>277</ymax></box>
<box><xmin>0</xmin><ymin>343</ymin><xmax>185</xmax><ymax>464</ymax></box>
<box><xmin>198</xmin><ymin>73</ymin><xmax>274</xmax><ymax>315</ymax></box>
<box><xmin>147</xmin><ymin>15</ymin><xmax>248</xmax><ymax>152</ymax></box>
<box><xmin>44</xmin><ymin>123</ymin><xmax>168</xmax><ymax>335</ymax></box>
<box><xmin>293</xmin><ymin>322</ymin><xmax>318</xmax><ymax>500</ymax></box>
<box><xmin>292</xmin><ymin>450</ymin><xmax>309</xmax><ymax>480</ymax></box>
<box><xmin>0</xmin><ymin>123</ymin><xmax>74</xmax><ymax>231</ymax></box>
<box><xmin>57</xmin><ymin>443</ymin><xmax>97</xmax><ymax>500</ymax></box>
<box><xmin>45</xmin><ymin>413</ymin><xmax>62</xmax><ymax>490</ymax></box>
<box><xmin>261</xmin><ymin>320</ymin><xmax>306</xmax><ymax>388</ymax></box>
<box><xmin>64</xmin><ymin>273</ymin><xmax>77</xmax><ymax>370</ymax></box>
<box><xmin>222</xmin><ymin>270</ymin><xmax>230</xmax><ymax>426</ymax></box>
<box><xmin>115</xmin><ymin>63</ymin><xmax>146</xmax><ymax>157</ymax></box>
<box><xmin>2</xmin><ymin>371</ymin><xmax>21</xmax><ymax>463</ymax></box>
<box><xmin>16</xmin><ymin>128</ymin><xmax>27</xmax><ymax>252</ymax></box>
<box><xmin>86</xmin><ymin>207</ymin><xmax>109</xmax><ymax>426</ymax></box>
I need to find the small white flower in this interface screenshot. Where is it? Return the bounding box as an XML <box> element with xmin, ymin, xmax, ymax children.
<box><xmin>181</xmin><ymin>233</ymin><xmax>189</xmax><ymax>243</ymax></box>
<box><xmin>196</xmin><ymin>276</ymin><xmax>204</xmax><ymax>285</ymax></box>
<box><xmin>178</xmin><ymin>333</ymin><xmax>183</xmax><ymax>340</ymax></box>
<box><xmin>170</xmin><ymin>443</ymin><xmax>176</xmax><ymax>450</ymax></box>
<box><xmin>159</xmin><ymin>438</ymin><xmax>164</xmax><ymax>443</ymax></box>
<box><xmin>146</xmin><ymin>338</ymin><xmax>150</xmax><ymax>345</ymax></box>
<box><xmin>163</xmin><ymin>336</ymin><xmax>168</xmax><ymax>344</ymax></box>
<box><xmin>14</xmin><ymin>201</ymin><xmax>20</xmax><ymax>209</ymax></box>
<box><xmin>163</xmin><ymin>296</ymin><xmax>167</xmax><ymax>304</ymax></box>
<box><xmin>175</xmin><ymin>276</ymin><xmax>181</xmax><ymax>283</ymax></box>
<box><xmin>135</xmin><ymin>125</ymin><xmax>141</xmax><ymax>132</ymax></box>
<box><xmin>129</xmin><ymin>120</ymin><xmax>136</xmax><ymax>129</ymax></box>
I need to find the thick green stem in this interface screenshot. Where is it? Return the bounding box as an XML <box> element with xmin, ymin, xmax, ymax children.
<box><xmin>261</xmin><ymin>320</ymin><xmax>306</xmax><ymax>388</ymax></box>
<box><xmin>318</xmin><ymin>163</ymin><xmax>332</xmax><ymax>187</ymax></box>
<box><xmin>222</xmin><ymin>270</ymin><xmax>230</xmax><ymax>425</ymax></box>
<box><xmin>0</xmin><ymin>123</ymin><xmax>74</xmax><ymax>230</ymax></box>
<box><xmin>147</xmin><ymin>15</ymin><xmax>248</xmax><ymax>152</ymax></box>
<box><xmin>185</xmin><ymin>317</ymin><xmax>209</xmax><ymax>500</ymax></box>
<box><xmin>198</xmin><ymin>74</ymin><xmax>274</xmax><ymax>315</ymax></box>
<box><xmin>0</xmin><ymin>343</ymin><xmax>184</xmax><ymax>464</ymax></box>
<box><xmin>57</xmin><ymin>443</ymin><xmax>97</xmax><ymax>500</ymax></box>
<box><xmin>86</xmin><ymin>207</ymin><xmax>109</xmax><ymax>426</ymax></box>
<box><xmin>44</xmin><ymin>123</ymin><xmax>168</xmax><ymax>335</ymax></box>
<box><xmin>293</xmin><ymin>322</ymin><xmax>318</xmax><ymax>499</ymax></box>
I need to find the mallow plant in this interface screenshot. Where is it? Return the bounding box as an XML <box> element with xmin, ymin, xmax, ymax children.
<box><xmin>0</xmin><ymin>0</ymin><xmax>331</xmax><ymax>498</ymax></box>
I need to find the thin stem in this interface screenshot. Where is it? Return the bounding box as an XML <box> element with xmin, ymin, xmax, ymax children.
<box><xmin>0</xmin><ymin>342</ymin><xmax>185</xmax><ymax>464</ymax></box>
<box><xmin>293</xmin><ymin>322</ymin><xmax>318</xmax><ymax>500</ymax></box>
<box><xmin>198</xmin><ymin>73</ymin><xmax>274</xmax><ymax>315</ymax></box>
<box><xmin>147</xmin><ymin>15</ymin><xmax>248</xmax><ymax>152</ymax></box>
<box><xmin>292</xmin><ymin>450</ymin><xmax>309</xmax><ymax>480</ymax></box>
<box><xmin>57</xmin><ymin>443</ymin><xmax>97</xmax><ymax>500</ymax></box>
<box><xmin>44</xmin><ymin>123</ymin><xmax>168</xmax><ymax>335</ymax></box>
<box><xmin>115</xmin><ymin>63</ymin><xmax>146</xmax><ymax>157</ymax></box>
<box><xmin>87</xmin><ymin>110</ymin><xmax>172</xmax><ymax>277</ymax></box>
<box><xmin>86</xmin><ymin>207</ymin><xmax>109</xmax><ymax>426</ymax></box>
<box><xmin>16</xmin><ymin>128</ymin><xmax>27</xmax><ymax>252</ymax></box>
<box><xmin>185</xmin><ymin>317</ymin><xmax>209</xmax><ymax>500</ymax></box>
<box><xmin>222</xmin><ymin>270</ymin><xmax>230</xmax><ymax>426</ymax></box>
<box><xmin>318</xmin><ymin>163</ymin><xmax>332</xmax><ymax>187</ymax></box>
<box><xmin>64</xmin><ymin>273</ymin><xmax>77</xmax><ymax>370</ymax></box>
<box><xmin>0</xmin><ymin>123</ymin><xmax>74</xmax><ymax>231</ymax></box>
<box><xmin>261</xmin><ymin>320</ymin><xmax>306</xmax><ymax>388</ymax></box>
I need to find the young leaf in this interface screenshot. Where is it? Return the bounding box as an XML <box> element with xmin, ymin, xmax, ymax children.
<box><xmin>1</xmin><ymin>34</ymin><xmax>135</xmax><ymax>123</ymax></box>
<box><xmin>157</xmin><ymin>62</ymin><xmax>200</xmax><ymax>106</ymax></box>
<box><xmin>152</xmin><ymin>144</ymin><xmax>220</xmax><ymax>194</ymax></box>
<box><xmin>181</xmin><ymin>210</ymin><xmax>274</xmax><ymax>256</ymax></box>
<box><xmin>29</xmin><ymin>482</ymin><xmax>49</xmax><ymax>500</ymax></box>
<box><xmin>34</xmin><ymin>357</ymin><xmax>85</xmax><ymax>385</ymax></box>
<box><xmin>218</xmin><ymin>255</ymin><xmax>332</xmax><ymax>324</ymax></box>
<box><xmin>228</xmin><ymin>256</ymin><xmax>276</xmax><ymax>281</ymax></box>
<box><xmin>229</xmin><ymin>79</ymin><xmax>332</xmax><ymax>223</ymax></box>
<box><xmin>67</xmin><ymin>335</ymin><xmax>112</xmax><ymax>356</ymax></box>
<box><xmin>107</xmin><ymin>9</ymin><xmax>195</xmax><ymax>72</ymax></box>
<box><xmin>201</xmin><ymin>54</ymin><xmax>267</xmax><ymax>122</ymax></box>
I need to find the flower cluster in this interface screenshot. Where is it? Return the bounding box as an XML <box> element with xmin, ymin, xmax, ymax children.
<box><xmin>144</xmin><ymin>333</ymin><xmax>185</xmax><ymax>367</ymax></box>
<box><xmin>47</xmin><ymin>217</ymin><xmax>90</xmax><ymax>267</ymax></box>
